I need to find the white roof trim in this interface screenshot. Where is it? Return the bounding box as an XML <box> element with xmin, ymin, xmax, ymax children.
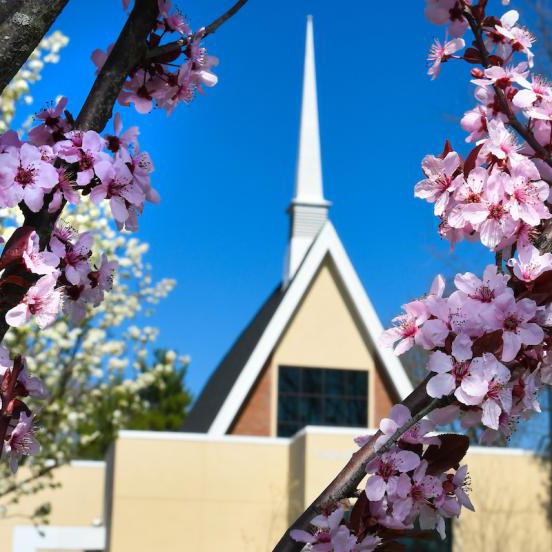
<box><xmin>208</xmin><ymin>222</ymin><xmax>413</xmax><ymax>435</ymax></box>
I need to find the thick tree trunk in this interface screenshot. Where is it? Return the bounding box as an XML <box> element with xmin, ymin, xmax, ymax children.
<box><xmin>0</xmin><ymin>0</ymin><xmax>70</xmax><ymax>94</ymax></box>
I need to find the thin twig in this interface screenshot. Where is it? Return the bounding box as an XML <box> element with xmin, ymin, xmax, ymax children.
<box><xmin>145</xmin><ymin>0</ymin><xmax>248</xmax><ymax>61</ymax></box>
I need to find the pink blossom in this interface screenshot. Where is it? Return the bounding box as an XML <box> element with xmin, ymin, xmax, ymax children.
<box><xmin>393</xmin><ymin>460</ymin><xmax>443</xmax><ymax>525</ymax></box>
<box><xmin>494</xmin><ymin>10</ymin><xmax>535</xmax><ymax>67</ymax></box>
<box><xmin>415</xmin><ymin>151</ymin><xmax>462</xmax><ymax>215</ymax></box>
<box><xmin>50</xmin><ymin>230</ymin><xmax>93</xmax><ymax>285</ymax></box>
<box><xmin>454</xmin><ymin>264</ymin><xmax>511</xmax><ymax>317</ymax></box>
<box><xmin>0</xmin><ymin>350</ymin><xmax>46</xmax><ymax>399</ymax></box>
<box><xmin>48</xmin><ymin>167</ymin><xmax>80</xmax><ymax>213</ymax></box>
<box><xmin>503</xmin><ymin>170</ymin><xmax>550</xmax><ymax>226</ymax></box>
<box><xmin>55</xmin><ymin>130</ymin><xmax>110</xmax><ymax>186</ymax></box>
<box><xmin>381</xmin><ymin>300</ymin><xmax>429</xmax><ymax>355</ymax></box>
<box><xmin>484</xmin><ymin>295</ymin><xmax>544</xmax><ymax>361</ymax></box>
<box><xmin>471</xmin><ymin>63</ymin><xmax>529</xmax><ymax>89</ymax></box>
<box><xmin>447</xmin><ymin>166</ymin><xmax>489</xmax><ymax>230</ymax></box>
<box><xmin>188</xmin><ymin>35</ymin><xmax>219</xmax><ymax>90</ymax></box>
<box><xmin>426</xmin><ymin>349</ymin><xmax>476</xmax><ymax>399</ymax></box>
<box><xmin>91</xmin><ymin>44</ymin><xmax>113</xmax><ymax>75</ymax></box>
<box><xmin>512</xmin><ymin>75</ymin><xmax>551</xmax><ymax>109</ymax></box>
<box><xmin>365</xmin><ymin>449</ymin><xmax>421</xmax><ymax>501</ymax></box>
<box><xmin>509</xmin><ymin>242</ymin><xmax>552</xmax><ymax>282</ymax></box>
<box><xmin>454</xmin><ymin>354</ymin><xmax>512</xmax><ymax>429</ymax></box>
<box><xmin>118</xmin><ymin>70</ymin><xmax>155</xmax><ymax>114</ymax></box>
<box><xmin>425</xmin><ymin>0</ymin><xmax>468</xmax><ymax>37</ymax></box>
<box><xmin>461</xmin><ymin>171</ymin><xmax>515</xmax><ymax>249</ymax></box>
<box><xmin>87</xmin><ymin>254</ymin><xmax>118</xmax><ymax>305</ymax></box>
<box><xmin>129</xmin><ymin>148</ymin><xmax>159</xmax><ymax>203</ymax></box>
<box><xmin>427</xmin><ymin>37</ymin><xmax>465</xmax><ymax>79</ymax></box>
<box><xmin>373</xmin><ymin>404</ymin><xmax>411</xmax><ymax>450</ymax></box>
<box><xmin>157</xmin><ymin>0</ymin><xmax>190</xmax><ymax>34</ymax></box>
<box><xmin>28</xmin><ymin>96</ymin><xmax>69</xmax><ymax>146</ymax></box>
<box><xmin>22</xmin><ymin>231</ymin><xmax>59</xmax><ymax>275</ymax></box>
<box><xmin>105</xmin><ymin>113</ymin><xmax>139</xmax><ymax>157</ymax></box>
<box><xmin>0</xmin><ymin>143</ymin><xmax>58</xmax><ymax>211</ymax></box>
<box><xmin>92</xmin><ymin>159</ymin><xmax>145</xmax><ymax>228</ymax></box>
<box><xmin>5</xmin><ymin>273</ymin><xmax>61</xmax><ymax>329</ymax></box>
<box><xmin>290</xmin><ymin>506</ymin><xmax>357</xmax><ymax>552</ymax></box>
<box><xmin>4</xmin><ymin>413</ymin><xmax>40</xmax><ymax>473</ymax></box>
<box><xmin>478</xmin><ymin>119</ymin><xmax>522</xmax><ymax>165</ymax></box>
<box><xmin>436</xmin><ymin>464</ymin><xmax>474</xmax><ymax>516</ymax></box>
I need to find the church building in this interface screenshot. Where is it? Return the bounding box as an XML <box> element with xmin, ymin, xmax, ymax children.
<box><xmin>0</xmin><ymin>17</ymin><xmax>549</xmax><ymax>552</ymax></box>
<box><xmin>183</xmin><ymin>16</ymin><xmax>413</xmax><ymax>439</ymax></box>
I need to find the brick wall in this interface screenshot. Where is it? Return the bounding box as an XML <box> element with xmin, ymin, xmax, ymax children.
<box><xmin>229</xmin><ymin>359</ymin><xmax>273</xmax><ymax>436</ymax></box>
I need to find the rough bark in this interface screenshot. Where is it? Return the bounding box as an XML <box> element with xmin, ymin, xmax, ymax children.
<box><xmin>0</xmin><ymin>0</ymin><xmax>70</xmax><ymax>95</ymax></box>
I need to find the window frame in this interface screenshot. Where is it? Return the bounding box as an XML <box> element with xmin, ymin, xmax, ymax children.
<box><xmin>276</xmin><ymin>365</ymin><xmax>370</xmax><ymax>437</ymax></box>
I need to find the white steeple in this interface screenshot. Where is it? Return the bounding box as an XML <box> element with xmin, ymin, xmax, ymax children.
<box><xmin>284</xmin><ymin>16</ymin><xmax>330</xmax><ymax>285</ymax></box>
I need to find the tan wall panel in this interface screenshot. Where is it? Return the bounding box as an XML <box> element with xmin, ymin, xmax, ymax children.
<box><xmin>454</xmin><ymin>450</ymin><xmax>552</xmax><ymax>552</ymax></box>
<box><xmin>0</xmin><ymin>462</ymin><xmax>105</xmax><ymax>551</ymax></box>
<box><xmin>109</xmin><ymin>435</ymin><xmax>290</xmax><ymax>552</ymax></box>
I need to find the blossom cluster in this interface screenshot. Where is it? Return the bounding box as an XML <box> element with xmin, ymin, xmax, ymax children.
<box><xmin>292</xmin><ymin>406</ymin><xmax>473</xmax><ymax>549</ymax></box>
<box><xmin>382</xmin><ymin>250</ymin><xmax>551</xmax><ymax>440</ymax></box>
<box><xmin>0</xmin><ymin>348</ymin><xmax>46</xmax><ymax>472</ymax></box>
<box><xmin>0</xmin><ymin>99</ymin><xmax>156</xmax><ymax>230</ymax></box>
<box><xmin>417</xmin><ymin>6</ymin><xmax>552</xmax><ymax>252</ymax></box>
<box><xmin>94</xmin><ymin>0</ymin><xmax>218</xmax><ymax>115</ymax></box>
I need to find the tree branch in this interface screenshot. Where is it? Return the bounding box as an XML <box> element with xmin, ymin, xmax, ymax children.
<box><xmin>76</xmin><ymin>0</ymin><xmax>159</xmax><ymax>131</ymax></box>
<box><xmin>272</xmin><ymin>380</ymin><xmax>441</xmax><ymax>552</ymax></box>
<box><xmin>145</xmin><ymin>0</ymin><xmax>248</xmax><ymax>61</ymax></box>
<box><xmin>0</xmin><ymin>0</ymin><xmax>70</xmax><ymax>95</ymax></box>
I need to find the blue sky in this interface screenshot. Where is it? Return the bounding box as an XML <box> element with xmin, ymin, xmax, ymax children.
<box><xmin>18</xmin><ymin>0</ymin><xmax>525</xmax><ymax>396</ymax></box>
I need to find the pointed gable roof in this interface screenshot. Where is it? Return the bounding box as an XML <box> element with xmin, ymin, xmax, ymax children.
<box><xmin>184</xmin><ymin>222</ymin><xmax>413</xmax><ymax>435</ymax></box>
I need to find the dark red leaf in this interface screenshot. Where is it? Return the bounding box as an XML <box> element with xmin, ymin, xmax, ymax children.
<box><xmin>424</xmin><ymin>434</ymin><xmax>470</xmax><ymax>475</ymax></box>
<box><xmin>0</xmin><ymin>225</ymin><xmax>34</xmax><ymax>270</ymax></box>
<box><xmin>464</xmin><ymin>48</ymin><xmax>482</xmax><ymax>64</ymax></box>
<box><xmin>148</xmin><ymin>33</ymin><xmax>161</xmax><ymax>48</ymax></box>
<box><xmin>463</xmin><ymin>144</ymin><xmax>483</xmax><ymax>177</ymax></box>
<box><xmin>488</xmin><ymin>55</ymin><xmax>504</xmax><ymax>67</ymax></box>
<box><xmin>471</xmin><ymin>329</ymin><xmax>503</xmax><ymax>357</ymax></box>
<box><xmin>439</xmin><ymin>139</ymin><xmax>454</xmax><ymax>159</ymax></box>
<box><xmin>349</xmin><ymin>492</ymin><xmax>369</xmax><ymax>534</ymax></box>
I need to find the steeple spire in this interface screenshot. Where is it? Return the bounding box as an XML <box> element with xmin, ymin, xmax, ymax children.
<box><xmin>284</xmin><ymin>16</ymin><xmax>330</xmax><ymax>285</ymax></box>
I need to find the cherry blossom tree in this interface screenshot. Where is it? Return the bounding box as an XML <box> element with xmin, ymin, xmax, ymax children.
<box><xmin>272</xmin><ymin>1</ymin><xmax>552</xmax><ymax>550</ymax></box>
<box><xmin>0</xmin><ymin>0</ymin><xmax>248</xmax><ymax>511</ymax></box>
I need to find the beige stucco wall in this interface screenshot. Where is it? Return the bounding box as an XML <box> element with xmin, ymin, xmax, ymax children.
<box><xmin>107</xmin><ymin>432</ymin><xmax>290</xmax><ymax>552</ymax></box>
<box><xmin>106</xmin><ymin>430</ymin><xmax>551</xmax><ymax>552</ymax></box>
<box><xmin>455</xmin><ymin>449</ymin><xmax>552</xmax><ymax>552</ymax></box>
<box><xmin>0</xmin><ymin>460</ymin><xmax>105</xmax><ymax>551</ymax></box>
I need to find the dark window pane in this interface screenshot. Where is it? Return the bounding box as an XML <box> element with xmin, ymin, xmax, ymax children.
<box><xmin>278</xmin><ymin>396</ymin><xmax>299</xmax><ymax>422</ymax></box>
<box><xmin>279</xmin><ymin>366</ymin><xmax>300</xmax><ymax>393</ymax></box>
<box><xmin>347</xmin><ymin>371</ymin><xmax>368</xmax><ymax>396</ymax></box>
<box><xmin>303</xmin><ymin>368</ymin><xmax>323</xmax><ymax>394</ymax></box>
<box><xmin>347</xmin><ymin>399</ymin><xmax>367</xmax><ymax>426</ymax></box>
<box><xmin>277</xmin><ymin>421</ymin><xmax>302</xmax><ymax>437</ymax></box>
<box><xmin>277</xmin><ymin>366</ymin><xmax>369</xmax><ymax>436</ymax></box>
<box><xmin>323</xmin><ymin>397</ymin><xmax>341</xmax><ymax>425</ymax></box>
<box><xmin>325</xmin><ymin>369</ymin><xmax>346</xmax><ymax>396</ymax></box>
